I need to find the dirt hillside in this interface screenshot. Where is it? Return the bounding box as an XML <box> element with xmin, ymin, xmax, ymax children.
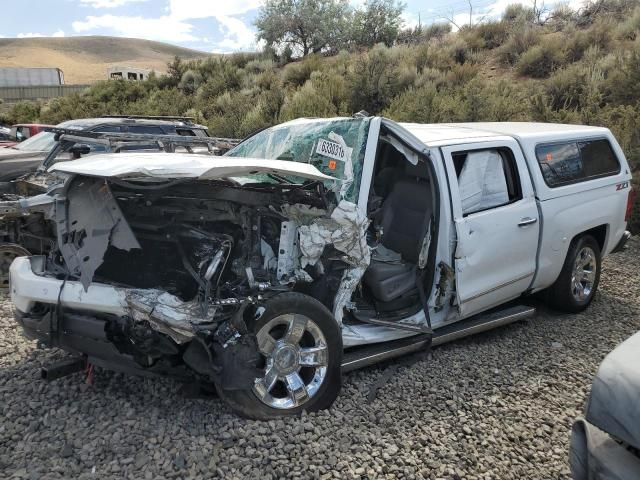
<box><xmin>0</xmin><ymin>36</ymin><xmax>210</xmax><ymax>85</ymax></box>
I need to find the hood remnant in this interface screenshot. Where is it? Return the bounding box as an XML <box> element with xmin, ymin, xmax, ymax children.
<box><xmin>49</xmin><ymin>153</ymin><xmax>336</xmax><ymax>183</ymax></box>
<box><xmin>57</xmin><ymin>177</ymin><xmax>140</xmax><ymax>290</ymax></box>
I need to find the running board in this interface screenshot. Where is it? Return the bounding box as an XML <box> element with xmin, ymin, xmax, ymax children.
<box><xmin>342</xmin><ymin>304</ymin><xmax>535</xmax><ymax>372</ymax></box>
<box><xmin>351</xmin><ymin>313</ymin><xmax>431</xmax><ymax>334</ymax></box>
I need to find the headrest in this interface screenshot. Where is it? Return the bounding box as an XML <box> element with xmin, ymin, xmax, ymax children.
<box><xmin>405</xmin><ymin>161</ymin><xmax>430</xmax><ymax>181</ymax></box>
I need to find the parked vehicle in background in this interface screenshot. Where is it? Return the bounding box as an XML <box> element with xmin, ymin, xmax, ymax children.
<box><xmin>0</xmin><ymin>127</ymin><xmax>238</xmax><ymax>286</ymax></box>
<box><xmin>570</xmin><ymin>331</ymin><xmax>640</xmax><ymax>479</ymax></box>
<box><xmin>8</xmin><ymin>117</ymin><xmax>633</xmax><ymax>418</ymax></box>
<box><xmin>11</xmin><ymin>124</ymin><xmax>53</xmax><ymax>142</ymax></box>
<box><xmin>0</xmin><ymin>124</ymin><xmax>53</xmax><ymax>148</ymax></box>
<box><xmin>0</xmin><ymin>126</ymin><xmax>11</xmax><ymax>144</ymax></box>
<box><xmin>0</xmin><ymin>116</ymin><xmax>209</xmax><ymax>181</ymax></box>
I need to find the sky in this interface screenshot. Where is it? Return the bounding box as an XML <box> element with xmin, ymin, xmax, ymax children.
<box><xmin>0</xmin><ymin>0</ymin><xmax>586</xmax><ymax>54</ymax></box>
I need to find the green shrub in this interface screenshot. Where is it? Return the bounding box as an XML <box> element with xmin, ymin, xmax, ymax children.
<box><xmin>616</xmin><ymin>6</ymin><xmax>640</xmax><ymax>39</ymax></box>
<box><xmin>498</xmin><ymin>28</ymin><xmax>540</xmax><ymax>65</ymax></box>
<box><xmin>565</xmin><ymin>19</ymin><xmax>613</xmax><ymax>62</ymax></box>
<box><xmin>2</xmin><ymin>101</ymin><xmax>42</xmax><ymax>124</ymax></box>
<box><xmin>205</xmin><ymin>91</ymin><xmax>257</xmax><ymax>137</ymax></box>
<box><xmin>603</xmin><ymin>43</ymin><xmax>640</xmax><ymax>104</ymax></box>
<box><xmin>280</xmin><ymin>81</ymin><xmax>337</xmax><ymax>121</ymax></box>
<box><xmin>308</xmin><ymin>71</ymin><xmax>349</xmax><ymax>113</ymax></box>
<box><xmin>470</xmin><ymin>21</ymin><xmax>511</xmax><ymax>49</ymax></box>
<box><xmin>502</xmin><ymin>4</ymin><xmax>535</xmax><ymax>25</ymax></box>
<box><xmin>348</xmin><ymin>44</ymin><xmax>401</xmax><ymax>113</ymax></box>
<box><xmin>398</xmin><ymin>22</ymin><xmax>451</xmax><ymax>44</ymax></box>
<box><xmin>517</xmin><ymin>35</ymin><xmax>566</xmax><ymax>77</ymax></box>
<box><xmin>547</xmin><ymin>4</ymin><xmax>576</xmax><ymax>31</ymax></box>
<box><xmin>383</xmin><ymin>83</ymin><xmax>438</xmax><ymax>122</ymax></box>
<box><xmin>445</xmin><ymin>63</ymin><xmax>479</xmax><ymax>87</ymax></box>
<box><xmin>546</xmin><ymin>63</ymin><xmax>590</xmax><ymax>110</ymax></box>
<box><xmin>244</xmin><ymin>58</ymin><xmax>275</xmax><ymax>74</ymax></box>
<box><xmin>281</xmin><ymin>55</ymin><xmax>322</xmax><ymax>87</ymax></box>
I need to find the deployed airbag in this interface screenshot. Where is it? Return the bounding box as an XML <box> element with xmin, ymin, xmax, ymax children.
<box><xmin>458</xmin><ymin>150</ymin><xmax>509</xmax><ymax>215</ymax></box>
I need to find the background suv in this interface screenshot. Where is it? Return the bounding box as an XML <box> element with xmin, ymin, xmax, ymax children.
<box><xmin>0</xmin><ymin>115</ymin><xmax>209</xmax><ymax>181</ymax></box>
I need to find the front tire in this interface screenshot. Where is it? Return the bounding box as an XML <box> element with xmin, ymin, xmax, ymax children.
<box><xmin>217</xmin><ymin>293</ymin><xmax>342</xmax><ymax>419</ymax></box>
<box><xmin>547</xmin><ymin>235</ymin><xmax>601</xmax><ymax>313</ymax></box>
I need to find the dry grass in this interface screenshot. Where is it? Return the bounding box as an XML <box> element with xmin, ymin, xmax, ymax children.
<box><xmin>0</xmin><ymin>36</ymin><xmax>210</xmax><ymax>84</ymax></box>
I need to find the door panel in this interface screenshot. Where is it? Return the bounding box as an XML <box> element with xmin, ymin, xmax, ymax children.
<box><xmin>442</xmin><ymin>139</ymin><xmax>539</xmax><ymax>317</ymax></box>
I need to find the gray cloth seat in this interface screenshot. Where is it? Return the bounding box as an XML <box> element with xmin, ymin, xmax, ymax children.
<box><xmin>364</xmin><ymin>176</ymin><xmax>432</xmax><ymax>303</ymax></box>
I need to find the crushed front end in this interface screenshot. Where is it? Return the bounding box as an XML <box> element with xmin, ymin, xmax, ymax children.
<box><xmin>10</xmin><ymin>154</ymin><xmax>371</xmax><ymax>412</ymax></box>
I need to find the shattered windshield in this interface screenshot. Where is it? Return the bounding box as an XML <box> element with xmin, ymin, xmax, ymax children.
<box><xmin>225</xmin><ymin>118</ymin><xmax>371</xmax><ymax>202</ymax></box>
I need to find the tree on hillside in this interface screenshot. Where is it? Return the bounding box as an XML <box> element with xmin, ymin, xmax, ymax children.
<box><xmin>352</xmin><ymin>0</ymin><xmax>405</xmax><ymax>48</ymax></box>
<box><xmin>255</xmin><ymin>0</ymin><xmax>351</xmax><ymax>56</ymax></box>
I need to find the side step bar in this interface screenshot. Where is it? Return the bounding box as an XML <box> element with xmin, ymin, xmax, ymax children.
<box><xmin>342</xmin><ymin>305</ymin><xmax>535</xmax><ymax>372</ymax></box>
<box><xmin>351</xmin><ymin>313</ymin><xmax>431</xmax><ymax>334</ymax></box>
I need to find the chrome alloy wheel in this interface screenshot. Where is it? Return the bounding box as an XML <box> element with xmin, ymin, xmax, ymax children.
<box><xmin>253</xmin><ymin>313</ymin><xmax>328</xmax><ymax>410</ymax></box>
<box><xmin>571</xmin><ymin>246</ymin><xmax>597</xmax><ymax>302</ymax></box>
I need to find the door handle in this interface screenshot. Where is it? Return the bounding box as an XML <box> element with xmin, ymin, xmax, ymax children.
<box><xmin>518</xmin><ymin>217</ymin><xmax>538</xmax><ymax>227</ymax></box>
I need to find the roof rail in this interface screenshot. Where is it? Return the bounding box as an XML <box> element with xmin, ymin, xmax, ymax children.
<box><xmin>100</xmin><ymin>115</ymin><xmax>197</xmax><ymax>123</ymax></box>
<box><xmin>39</xmin><ymin>128</ymin><xmax>240</xmax><ymax>171</ymax></box>
<box><xmin>48</xmin><ymin>127</ymin><xmax>238</xmax><ymax>144</ymax></box>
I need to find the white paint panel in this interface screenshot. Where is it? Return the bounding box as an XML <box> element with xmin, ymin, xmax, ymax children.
<box><xmin>49</xmin><ymin>153</ymin><xmax>336</xmax><ymax>182</ymax></box>
<box><xmin>442</xmin><ymin>139</ymin><xmax>539</xmax><ymax>318</ymax></box>
<box><xmin>10</xmin><ymin>257</ymin><xmax>127</xmax><ymax>315</ymax></box>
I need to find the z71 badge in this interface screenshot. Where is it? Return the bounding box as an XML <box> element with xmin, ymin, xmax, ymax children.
<box><xmin>616</xmin><ymin>181</ymin><xmax>629</xmax><ymax>190</ymax></box>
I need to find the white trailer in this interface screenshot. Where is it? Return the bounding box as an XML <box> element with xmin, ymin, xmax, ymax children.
<box><xmin>107</xmin><ymin>66</ymin><xmax>151</xmax><ymax>81</ymax></box>
<box><xmin>0</xmin><ymin>68</ymin><xmax>64</xmax><ymax>87</ymax></box>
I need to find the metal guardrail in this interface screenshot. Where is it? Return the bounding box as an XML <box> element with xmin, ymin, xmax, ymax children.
<box><xmin>0</xmin><ymin>85</ymin><xmax>90</xmax><ymax>103</ymax></box>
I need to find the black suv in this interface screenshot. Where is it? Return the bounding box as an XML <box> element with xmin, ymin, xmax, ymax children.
<box><xmin>0</xmin><ymin>116</ymin><xmax>209</xmax><ymax>181</ymax></box>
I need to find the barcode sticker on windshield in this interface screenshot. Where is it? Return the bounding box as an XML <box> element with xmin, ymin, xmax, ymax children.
<box><xmin>316</xmin><ymin>138</ymin><xmax>348</xmax><ymax>162</ymax></box>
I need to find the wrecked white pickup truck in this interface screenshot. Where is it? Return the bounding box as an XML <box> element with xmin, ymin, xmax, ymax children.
<box><xmin>10</xmin><ymin>117</ymin><xmax>633</xmax><ymax>418</ymax></box>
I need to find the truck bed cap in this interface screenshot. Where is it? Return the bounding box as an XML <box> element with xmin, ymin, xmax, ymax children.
<box><xmin>400</xmin><ymin>122</ymin><xmax>610</xmax><ymax>146</ymax></box>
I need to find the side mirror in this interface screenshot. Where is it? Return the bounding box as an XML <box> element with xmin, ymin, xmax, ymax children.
<box><xmin>69</xmin><ymin>144</ymin><xmax>91</xmax><ymax>158</ymax></box>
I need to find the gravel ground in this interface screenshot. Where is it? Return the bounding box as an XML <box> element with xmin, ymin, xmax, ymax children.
<box><xmin>2</xmin><ymin>241</ymin><xmax>640</xmax><ymax>480</ymax></box>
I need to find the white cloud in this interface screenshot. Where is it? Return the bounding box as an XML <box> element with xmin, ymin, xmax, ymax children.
<box><xmin>435</xmin><ymin>0</ymin><xmax>588</xmax><ymax>30</ymax></box>
<box><xmin>167</xmin><ymin>0</ymin><xmax>263</xmax><ymax>51</ymax></box>
<box><xmin>79</xmin><ymin>0</ymin><xmax>149</xmax><ymax>8</ymax></box>
<box><xmin>401</xmin><ymin>11</ymin><xmax>420</xmax><ymax>29</ymax></box>
<box><xmin>15</xmin><ymin>29</ymin><xmax>65</xmax><ymax>38</ymax></box>
<box><xmin>214</xmin><ymin>15</ymin><xmax>259</xmax><ymax>51</ymax></box>
<box><xmin>72</xmin><ymin>14</ymin><xmax>198</xmax><ymax>42</ymax></box>
<box><xmin>70</xmin><ymin>0</ymin><xmax>264</xmax><ymax>51</ymax></box>
<box><xmin>168</xmin><ymin>0</ymin><xmax>264</xmax><ymax>20</ymax></box>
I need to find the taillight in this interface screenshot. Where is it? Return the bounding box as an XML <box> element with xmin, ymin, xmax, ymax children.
<box><xmin>625</xmin><ymin>188</ymin><xmax>635</xmax><ymax>222</ymax></box>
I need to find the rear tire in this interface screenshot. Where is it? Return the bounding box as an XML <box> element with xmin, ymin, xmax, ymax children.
<box><xmin>547</xmin><ymin>235</ymin><xmax>601</xmax><ymax>313</ymax></box>
<box><xmin>216</xmin><ymin>293</ymin><xmax>342</xmax><ymax>419</ymax></box>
